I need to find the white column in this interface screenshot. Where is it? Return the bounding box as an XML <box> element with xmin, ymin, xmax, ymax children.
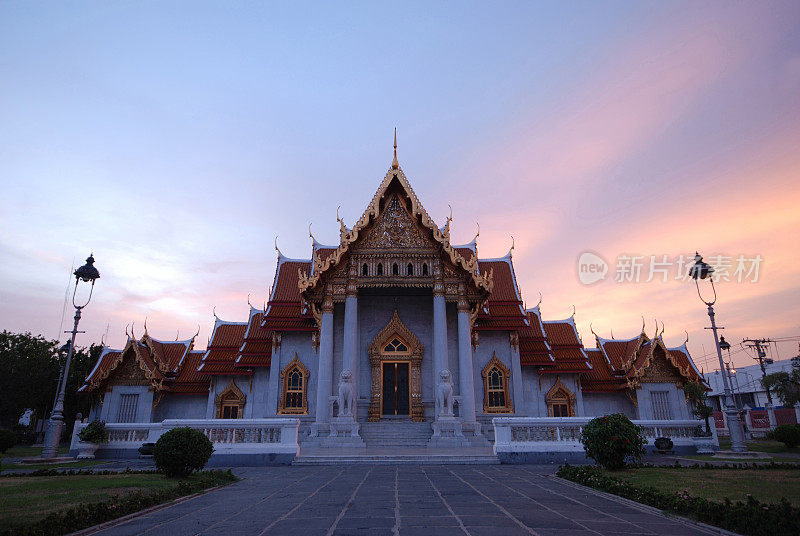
<box><xmin>432</xmin><ymin>266</ymin><xmax>448</xmax><ymax>418</ymax></box>
<box><xmin>509</xmin><ymin>332</ymin><xmax>524</xmax><ymax>415</ymax></box>
<box><xmin>457</xmin><ymin>298</ymin><xmax>477</xmax><ymax>423</ymax></box>
<box><xmin>265</xmin><ymin>335</ymin><xmax>281</xmax><ymax>416</ymax></box>
<box><xmin>315</xmin><ymin>294</ymin><xmax>335</xmax><ymax>423</ymax></box>
<box><xmin>342</xmin><ymin>285</ymin><xmax>359</xmax><ymax>401</ymax></box>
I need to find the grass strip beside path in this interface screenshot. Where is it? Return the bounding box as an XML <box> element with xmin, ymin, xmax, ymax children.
<box><xmin>609</xmin><ymin>466</ymin><xmax>800</xmax><ymax>506</ymax></box>
<box><xmin>557</xmin><ymin>464</ymin><xmax>800</xmax><ymax>536</ymax></box>
<box><xmin>1</xmin><ymin>460</ymin><xmax>106</xmax><ymax>472</ymax></box>
<box><xmin>0</xmin><ymin>470</ymin><xmax>238</xmax><ymax>535</ymax></box>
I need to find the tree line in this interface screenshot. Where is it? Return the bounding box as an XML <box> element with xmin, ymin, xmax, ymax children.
<box><xmin>0</xmin><ymin>330</ymin><xmax>100</xmax><ymax>439</ymax></box>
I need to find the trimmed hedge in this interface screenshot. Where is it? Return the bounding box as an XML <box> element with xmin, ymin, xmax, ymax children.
<box><xmin>580</xmin><ymin>413</ymin><xmax>646</xmax><ymax>470</ymax></box>
<box><xmin>0</xmin><ymin>470</ymin><xmax>237</xmax><ymax>536</ymax></box>
<box><xmin>153</xmin><ymin>427</ymin><xmax>214</xmax><ymax>478</ymax></box>
<box><xmin>767</xmin><ymin>424</ymin><xmax>800</xmax><ymax>448</ymax></box>
<box><xmin>0</xmin><ymin>429</ymin><xmax>17</xmax><ymax>453</ymax></box>
<box><xmin>557</xmin><ymin>464</ymin><xmax>800</xmax><ymax>536</ymax></box>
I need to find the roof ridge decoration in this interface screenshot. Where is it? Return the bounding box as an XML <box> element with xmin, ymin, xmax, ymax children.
<box><xmin>624</xmin><ymin>335</ymin><xmax>701</xmax><ymax>389</ymax></box>
<box><xmin>83</xmin><ymin>336</ymin><xmax>165</xmax><ymax>392</ymax></box>
<box><xmin>297</xmin><ymin>164</ymin><xmax>493</xmax><ymax>295</ymax></box>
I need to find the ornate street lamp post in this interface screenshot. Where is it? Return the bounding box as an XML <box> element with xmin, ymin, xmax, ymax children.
<box><xmin>41</xmin><ymin>255</ymin><xmax>100</xmax><ymax>458</ymax></box>
<box><xmin>688</xmin><ymin>253</ymin><xmax>747</xmax><ymax>452</ymax></box>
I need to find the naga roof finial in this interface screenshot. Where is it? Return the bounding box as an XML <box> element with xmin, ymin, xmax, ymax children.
<box><xmin>391</xmin><ymin>128</ymin><xmax>399</xmax><ymax>170</ymax></box>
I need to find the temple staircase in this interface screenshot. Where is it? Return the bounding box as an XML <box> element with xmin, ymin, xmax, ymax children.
<box><xmin>293</xmin><ymin>418</ymin><xmax>499</xmax><ymax>465</ymax></box>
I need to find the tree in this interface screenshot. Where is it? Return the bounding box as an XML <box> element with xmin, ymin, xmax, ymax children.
<box><xmin>0</xmin><ymin>331</ymin><xmax>97</xmax><ymax>438</ymax></box>
<box><xmin>684</xmin><ymin>381</ymin><xmax>714</xmax><ymax>435</ymax></box>
<box><xmin>762</xmin><ymin>357</ymin><xmax>800</xmax><ymax>407</ymax></box>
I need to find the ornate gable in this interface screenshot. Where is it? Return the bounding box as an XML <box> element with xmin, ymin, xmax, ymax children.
<box><xmin>637</xmin><ymin>344</ymin><xmax>685</xmax><ymax>385</ymax></box>
<box><xmin>107</xmin><ymin>353</ymin><xmax>152</xmax><ymax>387</ymax></box>
<box><xmin>357</xmin><ymin>194</ymin><xmax>435</xmax><ymax>251</ymax></box>
<box><xmin>299</xmin><ymin>166</ymin><xmax>492</xmax><ymax>306</ymax></box>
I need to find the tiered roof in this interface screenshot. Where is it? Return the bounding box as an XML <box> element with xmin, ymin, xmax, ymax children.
<box><xmin>581</xmin><ymin>329</ymin><xmax>707</xmax><ymax>393</ymax></box>
<box><xmin>80</xmin><ymin>147</ymin><xmax>705</xmax><ymax>399</ymax></box>
<box><xmin>197</xmin><ymin>318</ymin><xmax>249</xmax><ymax>376</ymax></box>
<box><xmin>236</xmin><ymin>307</ymin><xmax>272</xmax><ymax>368</ymax></box>
<box><xmin>79</xmin><ymin>331</ymin><xmax>208</xmax><ymax>394</ymax></box>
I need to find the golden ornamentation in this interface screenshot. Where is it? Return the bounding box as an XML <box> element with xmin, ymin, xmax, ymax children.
<box><xmin>215</xmin><ymin>379</ymin><xmax>246</xmax><ymax>419</ymax></box>
<box><xmin>278</xmin><ymin>354</ymin><xmax>310</xmax><ymax>415</ymax></box>
<box><xmin>272</xmin><ymin>331</ymin><xmax>281</xmax><ymax>350</ymax></box>
<box><xmin>481</xmin><ymin>354</ymin><xmax>514</xmax><ymax>414</ymax></box>
<box><xmin>297</xmin><ymin>167</ymin><xmax>493</xmax><ymax>297</ymax></box>
<box><xmin>367</xmin><ymin>310</ymin><xmax>424</xmax><ymax>422</ymax></box>
<box><xmin>545</xmin><ymin>377</ymin><xmax>576</xmax><ymax>417</ymax></box>
<box><xmin>509</xmin><ymin>331</ymin><xmax>519</xmax><ymax>352</ymax></box>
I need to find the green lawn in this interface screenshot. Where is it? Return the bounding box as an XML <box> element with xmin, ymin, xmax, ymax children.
<box><xmin>718</xmin><ymin>438</ymin><xmax>800</xmax><ymax>455</ymax></box>
<box><xmin>0</xmin><ymin>473</ymin><xmax>211</xmax><ymax>531</ymax></box>
<box><xmin>607</xmin><ymin>467</ymin><xmax>800</xmax><ymax>506</ymax></box>
<box><xmin>1</xmin><ymin>459</ymin><xmax>106</xmax><ymax>472</ymax></box>
<box><xmin>1</xmin><ymin>445</ymin><xmax>69</xmax><ymax>459</ymax></box>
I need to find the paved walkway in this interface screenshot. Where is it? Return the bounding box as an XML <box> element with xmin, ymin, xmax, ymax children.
<box><xmin>93</xmin><ymin>465</ymin><xmax>722</xmax><ymax>536</ymax></box>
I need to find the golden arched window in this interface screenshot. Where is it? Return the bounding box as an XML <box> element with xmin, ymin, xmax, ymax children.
<box><xmin>279</xmin><ymin>355</ymin><xmax>310</xmax><ymax>415</ymax></box>
<box><xmin>215</xmin><ymin>379</ymin><xmax>246</xmax><ymax>419</ymax></box>
<box><xmin>546</xmin><ymin>378</ymin><xmax>576</xmax><ymax>417</ymax></box>
<box><xmin>481</xmin><ymin>355</ymin><xmax>513</xmax><ymax>413</ymax></box>
<box><xmin>383</xmin><ymin>337</ymin><xmax>410</xmax><ymax>355</ymax></box>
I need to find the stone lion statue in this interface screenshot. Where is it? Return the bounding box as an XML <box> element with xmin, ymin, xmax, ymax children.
<box><xmin>338</xmin><ymin>369</ymin><xmax>356</xmax><ymax>417</ymax></box>
<box><xmin>436</xmin><ymin>369</ymin><xmax>454</xmax><ymax>417</ymax></box>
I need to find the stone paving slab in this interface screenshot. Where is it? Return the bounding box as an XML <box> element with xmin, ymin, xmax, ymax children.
<box><xmin>90</xmin><ymin>465</ymin><xmax>729</xmax><ymax>536</ymax></box>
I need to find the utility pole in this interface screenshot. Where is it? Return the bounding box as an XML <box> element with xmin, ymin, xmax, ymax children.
<box><xmin>743</xmin><ymin>338</ymin><xmax>774</xmax><ymax>405</ymax></box>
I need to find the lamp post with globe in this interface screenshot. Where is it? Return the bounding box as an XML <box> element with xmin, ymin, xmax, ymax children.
<box><xmin>41</xmin><ymin>255</ymin><xmax>100</xmax><ymax>459</ymax></box>
<box><xmin>688</xmin><ymin>253</ymin><xmax>747</xmax><ymax>452</ymax></box>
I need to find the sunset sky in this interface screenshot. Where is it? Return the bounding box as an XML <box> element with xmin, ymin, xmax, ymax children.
<box><xmin>1</xmin><ymin>1</ymin><xmax>799</xmax><ymax>374</ymax></box>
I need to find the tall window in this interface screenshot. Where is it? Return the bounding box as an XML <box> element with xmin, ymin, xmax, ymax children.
<box><xmin>377</xmin><ymin>263</ymin><xmax>383</xmax><ymax>276</ymax></box>
<box><xmin>650</xmin><ymin>390</ymin><xmax>672</xmax><ymax>420</ymax></box>
<box><xmin>392</xmin><ymin>263</ymin><xmax>399</xmax><ymax>276</ymax></box>
<box><xmin>407</xmin><ymin>263</ymin><xmax>413</xmax><ymax>276</ymax></box>
<box><xmin>422</xmin><ymin>263</ymin><xmax>428</xmax><ymax>276</ymax></box>
<box><xmin>545</xmin><ymin>378</ymin><xmax>575</xmax><ymax>417</ymax></box>
<box><xmin>279</xmin><ymin>355</ymin><xmax>310</xmax><ymax>415</ymax></box>
<box><xmin>362</xmin><ymin>263</ymin><xmax>369</xmax><ymax>276</ymax></box>
<box><xmin>117</xmin><ymin>393</ymin><xmax>139</xmax><ymax>422</ymax></box>
<box><xmin>215</xmin><ymin>380</ymin><xmax>246</xmax><ymax>419</ymax></box>
<box><xmin>481</xmin><ymin>355</ymin><xmax>513</xmax><ymax>413</ymax></box>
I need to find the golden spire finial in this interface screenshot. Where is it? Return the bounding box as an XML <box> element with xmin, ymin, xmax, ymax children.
<box><xmin>391</xmin><ymin>128</ymin><xmax>399</xmax><ymax>169</ymax></box>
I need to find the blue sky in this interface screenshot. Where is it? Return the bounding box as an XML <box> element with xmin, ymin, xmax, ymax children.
<box><xmin>1</xmin><ymin>1</ymin><xmax>799</xmax><ymax>372</ymax></box>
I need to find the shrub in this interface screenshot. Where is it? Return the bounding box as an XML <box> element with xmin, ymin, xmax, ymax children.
<box><xmin>0</xmin><ymin>429</ymin><xmax>17</xmax><ymax>453</ymax></box>
<box><xmin>767</xmin><ymin>424</ymin><xmax>800</xmax><ymax>448</ymax></box>
<box><xmin>579</xmin><ymin>413</ymin><xmax>646</xmax><ymax>470</ymax></box>
<box><xmin>557</xmin><ymin>464</ymin><xmax>800</xmax><ymax>536</ymax></box>
<box><xmin>77</xmin><ymin>420</ymin><xmax>107</xmax><ymax>444</ymax></box>
<box><xmin>153</xmin><ymin>427</ymin><xmax>213</xmax><ymax>478</ymax></box>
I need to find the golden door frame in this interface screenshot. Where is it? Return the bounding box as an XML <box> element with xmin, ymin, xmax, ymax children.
<box><xmin>367</xmin><ymin>310</ymin><xmax>424</xmax><ymax>422</ymax></box>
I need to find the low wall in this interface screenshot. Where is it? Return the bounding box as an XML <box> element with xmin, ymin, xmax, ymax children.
<box><xmin>493</xmin><ymin>417</ymin><xmax>713</xmax><ymax>464</ymax></box>
<box><xmin>70</xmin><ymin>418</ymin><xmax>300</xmax><ymax>466</ymax></box>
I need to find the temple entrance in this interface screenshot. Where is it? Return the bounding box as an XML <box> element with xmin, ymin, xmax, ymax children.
<box><xmin>382</xmin><ymin>362</ymin><xmax>410</xmax><ymax>416</ymax></box>
<box><xmin>368</xmin><ymin>310</ymin><xmax>424</xmax><ymax>421</ymax></box>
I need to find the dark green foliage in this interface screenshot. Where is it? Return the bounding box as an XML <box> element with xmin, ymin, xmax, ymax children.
<box><xmin>580</xmin><ymin>413</ymin><xmax>646</xmax><ymax>470</ymax></box>
<box><xmin>684</xmin><ymin>381</ymin><xmax>714</xmax><ymax>435</ymax></box>
<box><xmin>153</xmin><ymin>427</ymin><xmax>214</xmax><ymax>478</ymax></box>
<box><xmin>767</xmin><ymin>424</ymin><xmax>800</xmax><ymax>448</ymax></box>
<box><xmin>0</xmin><ymin>429</ymin><xmax>17</xmax><ymax>453</ymax></box>
<box><xmin>0</xmin><ymin>331</ymin><xmax>99</xmax><ymax>433</ymax></box>
<box><xmin>0</xmin><ymin>470</ymin><xmax>237</xmax><ymax>536</ymax></box>
<box><xmin>761</xmin><ymin>357</ymin><xmax>800</xmax><ymax>407</ymax></box>
<box><xmin>557</xmin><ymin>464</ymin><xmax>800</xmax><ymax>536</ymax></box>
<box><xmin>77</xmin><ymin>420</ymin><xmax>107</xmax><ymax>444</ymax></box>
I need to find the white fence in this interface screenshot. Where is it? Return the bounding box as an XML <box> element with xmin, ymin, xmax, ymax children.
<box><xmin>71</xmin><ymin>418</ymin><xmax>300</xmax><ymax>457</ymax></box>
<box><xmin>493</xmin><ymin>417</ymin><xmax>713</xmax><ymax>456</ymax></box>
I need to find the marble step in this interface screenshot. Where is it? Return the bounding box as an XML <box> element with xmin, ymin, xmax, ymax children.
<box><xmin>292</xmin><ymin>455</ymin><xmax>499</xmax><ymax>465</ymax></box>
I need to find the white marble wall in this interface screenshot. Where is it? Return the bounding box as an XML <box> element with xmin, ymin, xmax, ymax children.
<box><xmin>100</xmin><ymin>385</ymin><xmax>154</xmax><ymax>423</ymax></box>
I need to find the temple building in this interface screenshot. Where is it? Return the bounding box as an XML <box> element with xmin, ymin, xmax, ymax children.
<box><xmin>79</xmin><ymin>143</ymin><xmax>707</xmax><ymax>453</ymax></box>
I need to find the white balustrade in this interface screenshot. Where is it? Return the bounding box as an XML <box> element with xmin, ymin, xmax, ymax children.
<box><xmin>492</xmin><ymin>417</ymin><xmax>707</xmax><ymax>456</ymax></box>
<box><xmin>71</xmin><ymin>418</ymin><xmax>300</xmax><ymax>457</ymax></box>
